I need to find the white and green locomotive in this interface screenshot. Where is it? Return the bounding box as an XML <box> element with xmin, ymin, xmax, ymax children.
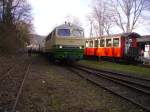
<box><xmin>44</xmin><ymin>22</ymin><xmax>85</xmax><ymax>61</ymax></box>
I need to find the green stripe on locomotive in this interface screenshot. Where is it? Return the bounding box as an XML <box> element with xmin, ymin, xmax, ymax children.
<box><xmin>52</xmin><ymin>48</ymin><xmax>84</xmax><ymax>60</ymax></box>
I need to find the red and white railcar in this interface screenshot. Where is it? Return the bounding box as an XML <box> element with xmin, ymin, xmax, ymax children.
<box><xmin>84</xmin><ymin>33</ymin><xmax>141</xmax><ymax>60</ymax></box>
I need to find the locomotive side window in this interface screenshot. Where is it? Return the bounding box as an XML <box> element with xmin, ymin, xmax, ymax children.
<box><xmin>49</xmin><ymin>33</ymin><xmax>52</xmax><ymax>39</ymax></box>
<box><xmin>89</xmin><ymin>41</ymin><xmax>93</xmax><ymax>47</ymax></box>
<box><xmin>113</xmin><ymin>38</ymin><xmax>119</xmax><ymax>47</ymax></box>
<box><xmin>57</xmin><ymin>29</ymin><xmax>70</xmax><ymax>36</ymax></box>
<box><xmin>46</xmin><ymin>33</ymin><xmax>52</xmax><ymax>41</ymax></box>
<box><xmin>53</xmin><ymin>29</ymin><xmax>56</xmax><ymax>36</ymax></box>
<box><xmin>106</xmin><ymin>39</ymin><xmax>112</xmax><ymax>47</ymax></box>
<box><xmin>94</xmin><ymin>40</ymin><xmax>98</xmax><ymax>47</ymax></box>
<box><xmin>100</xmin><ymin>39</ymin><xmax>105</xmax><ymax>47</ymax></box>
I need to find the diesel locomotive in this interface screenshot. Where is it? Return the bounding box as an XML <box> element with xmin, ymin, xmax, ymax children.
<box><xmin>44</xmin><ymin>22</ymin><xmax>85</xmax><ymax>61</ymax></box>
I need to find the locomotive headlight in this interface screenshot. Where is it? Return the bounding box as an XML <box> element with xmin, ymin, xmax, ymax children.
<box><xmin>79</xmin><ymin>46</ymin><xmax>84</xmax><ymax>49</ymax></box>
<box><xmin>53</xmin><ymin>45</ymin><xmax>63</xmax><ymax>48</ymax></box>
<box><xmin>59</xmin><ymin>45</ymin><xmax>63</xmax><ymax>48</ymax></box>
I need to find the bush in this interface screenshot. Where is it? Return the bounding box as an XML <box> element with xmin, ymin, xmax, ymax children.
<box><xmin>0</xmin><ymin>23</ymin><xmax>31</xmax><ymax>54</ymax></box>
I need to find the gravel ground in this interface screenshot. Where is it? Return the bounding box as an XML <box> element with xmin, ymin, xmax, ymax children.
<box><xmin>0</xmin><ymin>55</ymin><xmax>17</xmax><ymax>75</ymax></box>
<box><xmin>15</xmin><ymin>56</ymin><xmax>146</xmax><ymax>112</ymax></box>
<box><xmin>0</xmin><ymin>54</ymin><xmax>28</xmax><ymax>75</ymax></box>
<box><xmin>0</xmin><ymin>54</ymin><xmax>30</xmax><ymax>111</ymax></box>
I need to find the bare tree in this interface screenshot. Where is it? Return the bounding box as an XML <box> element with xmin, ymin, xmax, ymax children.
<box><xmin>13</xmin><ymin>0</ymin><xmax>32</xmax><ymax>24</ymax></box>
<box><xmin>0</xmin><ymin>0</ymin><xmax>32</xmax><ymax>24</ymax></box>
<box><xmin>110</xmin><ymin>0</ymin><xmax>149</xmax><ymax>33</ymax></box>
<box><xmin>91</xmin><ymin>0</ymin><xmax>113</xmax><ymax>36</ymax></box>
<box><xmin>0</xmin><ymin>0</ymin><xmax>32</xmax><ymax>52</ymax></box>
<box><xmin>93</xmin><ymin>5</ymin><xmax>104</xmax><ymax>36</ymax></box>
<box><xmin>65</xmin><ymin>15</ymin><xmax>82</xmax><ymax>26</ymax></box>
<box><xmin>87</xmin><ymin>15</ymin><xmax>94</xmax><ymax>37</ymax></box>
<box><xmin>16</xmin><ymin>22</ymin><xmax>33</xmax><ymax>47</ymax></box>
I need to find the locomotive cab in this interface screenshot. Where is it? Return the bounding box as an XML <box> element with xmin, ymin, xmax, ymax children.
<box><xmin>55</xmin><ymin>26</ymin><xmax>84</xmax><ymax>47</ymax></box>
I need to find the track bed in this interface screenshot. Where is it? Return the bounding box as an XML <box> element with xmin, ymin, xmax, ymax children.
<box><xmin>15</xmin><ymin>56</ymin><xmax>147</xmax><ymax>112</ymax></box>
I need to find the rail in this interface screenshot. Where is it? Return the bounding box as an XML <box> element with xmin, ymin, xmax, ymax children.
<box><xmin>67</xmin><ymin>65</ymin><xmax>150</xmax><ymax>111</ymax></box>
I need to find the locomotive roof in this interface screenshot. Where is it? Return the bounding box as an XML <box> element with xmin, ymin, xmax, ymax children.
<box><xmin>55</xmin><ymin>23</ymin><xmax>84</xmax><ymax>30</ymax></box>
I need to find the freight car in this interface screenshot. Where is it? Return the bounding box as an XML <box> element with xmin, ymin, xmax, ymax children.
<box><xmin>84</xmin><ymin>32</ymin><xmax>141</xmax><ymax>61</ymax></box>
<box><xmin>43</xmin><ymin>22</ymin><xmax>85</xmax><ymax>61</ymax></box>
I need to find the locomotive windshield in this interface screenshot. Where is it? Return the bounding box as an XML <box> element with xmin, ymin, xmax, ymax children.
<box><xmin>57</xmin><ymin>29</ymin><xmax>70</xmax><ymax>36</ymax></box>
<box><xmin>72</xmin><ymin>29</ymin><xmax>84</xmax><ymax>37</ymax></box>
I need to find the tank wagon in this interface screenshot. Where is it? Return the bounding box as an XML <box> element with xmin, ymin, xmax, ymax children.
<box><xmin>84</xmin><ymin>32</ymin><xmax>141</xmax><ymax>61</ymax></box>
<box><xmin>44</xmin><ymin>22</ymin><xmax>85</xmax><ymax>61</ymax></box>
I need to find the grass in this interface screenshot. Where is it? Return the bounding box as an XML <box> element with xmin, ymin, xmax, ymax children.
<box><xmin>77</xmin><ymin>60</ymin><xmax>150</xmax><ymax>77</ymax></box>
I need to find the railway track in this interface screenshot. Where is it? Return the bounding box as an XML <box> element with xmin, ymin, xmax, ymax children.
<box><xmin>68</xmin><ymin>65</ymin><xmax>150</xmax><ymax>112</ymax></box>
<box><xmin>0</xmin><ymin>59</ymin><xmax>31</xmax><ymax>112</ymax></box>
<box><xmin>11</xmin><ymin>62</ymin><xmax>31</xmax><ymax>112</ymax></box>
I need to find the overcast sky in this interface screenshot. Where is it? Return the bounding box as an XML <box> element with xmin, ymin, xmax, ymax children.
<box><xmin>29</xmin><ymin>0</ymin><xmax>92</xmax><ymax>37</ymax></box>
<box><xmin>29</xmin><ymin>0</ymin><xmax>150</xmax><ymax>37</ymax></box>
